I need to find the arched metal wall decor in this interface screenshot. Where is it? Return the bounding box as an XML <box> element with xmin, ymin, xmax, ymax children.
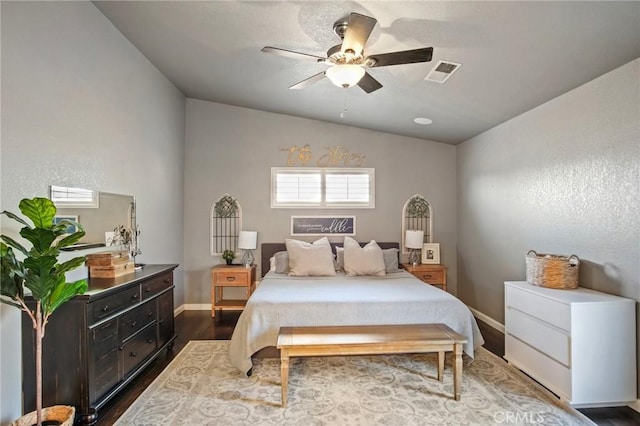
<box><xmin>210</xmin><ymin>194</ymin><xmax>243</xmax><ymax>255</ymax></box>
<box><xmin>401</xmin><ymin>194</ymin><xmax>432</xmax><ymax>253</ymax></box>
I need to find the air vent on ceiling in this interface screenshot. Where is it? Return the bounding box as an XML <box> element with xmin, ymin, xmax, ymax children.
<box><xmin>425</xmin><ymin>60</ymin><xmax>461</xmax><ymax>83</ymax></box>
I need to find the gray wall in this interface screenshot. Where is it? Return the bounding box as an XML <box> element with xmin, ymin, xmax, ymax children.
<box><xmin>183</xmin><ymin>99</ymin><xmax>457</xmax><ymax>305</ymax></box>
<box><xmin>0</xmin><ymin>2</ymin><xmax>185</xmax><ymax>423</ymax></box>
<box><xmin>457</xmin><ymin>59</ymin><xmax>639</xmax><ymax>389</ymax></box>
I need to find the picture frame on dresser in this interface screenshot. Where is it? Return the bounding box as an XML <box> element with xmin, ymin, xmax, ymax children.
<box><xmin>422</xmin><ymin>243</ymin><xmax>440</xmax><ymax>264</ymax></box>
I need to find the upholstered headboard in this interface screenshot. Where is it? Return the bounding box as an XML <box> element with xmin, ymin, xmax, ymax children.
<box><xmin>261</xmin><ymin>242</ymin><xmax>400</xmax><ymax>277</ymax></box>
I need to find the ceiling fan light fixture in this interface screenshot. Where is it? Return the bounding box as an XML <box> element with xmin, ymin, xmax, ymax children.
<box><xmin>326</xmin><ymin>64</ymin><xmax>365</xmax><ymax>88</ymax></box>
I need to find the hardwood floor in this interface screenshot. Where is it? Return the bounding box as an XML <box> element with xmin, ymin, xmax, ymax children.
<box><xmin>95</xmin><ymin>310</ymin><xmax>640</xmax><ymax>425</ymax></box>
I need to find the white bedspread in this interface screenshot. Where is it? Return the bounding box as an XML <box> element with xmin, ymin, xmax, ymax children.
<box><xmin>229</xmin><ymin>271</ymin><xmax>485</xmax><ymax>374</ymax></box>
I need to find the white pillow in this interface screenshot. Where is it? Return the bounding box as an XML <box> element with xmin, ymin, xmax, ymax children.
<box><xmin>343</xmin><ymin>237</ymin><xmax>386</xmax><ymax>276</ymax></box>
<box><xmin>337</xmin><ymin>246</ymin><xmax>400</xmax><ymax>273</ymax></box>
<box><xmin>285</xmin><ymin>237</ymin><xmax>336</xmax><ymax>276</ymax></box>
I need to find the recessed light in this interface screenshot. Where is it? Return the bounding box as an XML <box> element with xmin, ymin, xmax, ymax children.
<box><xmin>413</xmin><ymin>117</ymin><xmax>432</xmax><ymax>125</ymax></box>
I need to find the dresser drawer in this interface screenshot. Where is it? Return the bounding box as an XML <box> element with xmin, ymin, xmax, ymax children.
<box><xmin>91</xmin><ymin>318</ymin><xmax>118</xmax><ymax>358</ymax></box>
<box><xmin>506</xmin><ymin>285</ymin><xmax>570</xmax><ymax>331</ymax></box>
<box><xmin>122</xmin><ymin>323</ymin><xmax>157</xmax><ymax>377</ymax></box>
<box><xmin>120</xmin><ymin>299</ymin><xmax>156</xmax><ymax>342</ymax></box>
<box><xmin>89</xmin><ymin>285</ymin><xmax>141</xmax><ymax>325</ymax></box>
<box><xmin>506</xmin><ymin>307</ymin><xmax>570</xmax><ymax>366</ymax></box>
<box><xmin>214</xmin><ymin>270</ymin><xmax>250</xmax><ymax>286</ymax></box>
<box><xmin>506</xmin><ymin>335</ymin><xmax>571</xmax><ymax>400</ymax></box>
<box><xmin>142</xmin><ymin>272</ymin><xmax>173</xmax><ymax>300</ymax></box>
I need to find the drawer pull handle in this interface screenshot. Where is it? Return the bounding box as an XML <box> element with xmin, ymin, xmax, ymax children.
<box><xmin>145</xmin><ymin>287</ymin><xmax>151</xmax><ymax>293</ymax></box>
<box><xmin>147</xmin><ymin>311</ymin><xmax>153</xmax><ymax>317</ymax></box>
<box><xmin>164</xmin><ymin>278</ymin><xmax>170</xmax><ymax>283</ymax></box>
<box><xmin>101</xmin><ymin>305</ymin><xmax>109</xmax><ymax>312</ymax></box>
<box><xmin>422</xmin><ymin>274</ymin><xmax>432</xmax><ymax>279</ymax></box>
<box><xmin>226</xmin><ymin>277</ymin><xmax>236</xmax><ymax>282</ymax></box>
<box><xmin>159</xmin><ymin>319</ymin><xmax>164</xmax><ymax>324</ymax></box>
<box><xmin>118</xmin><ymin>345</ymin><xmax>123</xmax><ymax>351</ymax></box>
<box><xmin>130</xmin><ymin>352</ymin><xmax>137</xmax><ymax>357</ymax></box>
<box><xmin>147</xmin><ymin>339</ymin><xmax>154</xmax><ymax>344</ymax></box>
<box><xmin>131</xmin><ymin>293</ymin><xmax>139</xmax><ymax>300</ymax></box>
<box><xmin>131</xmin><ymin>321</ymin><xmax>137</xmax><ymax>327</ymax></box>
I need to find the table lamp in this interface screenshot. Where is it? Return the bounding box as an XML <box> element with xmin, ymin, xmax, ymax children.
<box><xmin>405</xmin><ymin>230</ymin><xmax>424</xmax><ymax>266</ymax></box>
<box><xmin>238</xmin><ymin>231</ymin><xmax>258</xmax><ymax>267</ymax></box>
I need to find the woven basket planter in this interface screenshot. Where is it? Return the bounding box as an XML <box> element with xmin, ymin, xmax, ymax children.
<box><xmin>525</xmin><ymin>250</ymin><xmax>580</xmax><ymax>289</ymax></box>
<box><xmin>11</xmin><ymin>405</ymin><xmax>75</xmax><ymax>426</ymax></box>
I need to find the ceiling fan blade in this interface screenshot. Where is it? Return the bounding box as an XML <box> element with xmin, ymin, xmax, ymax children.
<box><xmin>261</xmin><ymin>46</ymin><xmax>326</xmax><ymax>62</ymax></box>
<box><xmin>366</xmin><ymin>47</ymin><xmax>434</xmax><ymax>68</ymax></box>
<box><xmin>289</xmin><ymin>72</ymin><xmax>326</xmax><ymax>90</ymax></box>
<box><xmin>357</xmin><ymin>72</ymin><xmax>383</xmax><ymax>94</ymax></box>
<box><xmin>341</xmin><ymin>13</ymin><xmax>377</xmax><ymax>56</ymax></box>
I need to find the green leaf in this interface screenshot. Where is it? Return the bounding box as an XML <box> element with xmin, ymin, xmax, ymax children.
<box><xmin>20</xmin><ymin>198</ymin><xmax>56</xmax><ymax>228</ymax></box>
<box><xmin>1</xmin><ymin>244</ymin><xmax>25</xmax><ymax>302</ymax></box>
<box><xmin>55</xmin><ymin>257</ymin><xmax>86</xmax><ymax>276</ymax></box>
<box><xmin>55</xmin><ymin>229</ymin><xmax>86</xmax><ymax>250</ymax></box>
<box><xmin>46</xmin><ymin>279</ymin><xmax>87</xmax><ymax>315</ymax></box>
<box><xmin>19</xmin><ymin>198</ymin><xmax>56</xmax><ymax>229</ymax></box>
<box><xmin>0</xmin><ymin>210</ymin><xmax>29</xmax><ymax>227</ymax></box>
<box><xmin>20</xmin><ymin>227</ymin><xmax>57</xmax><ymax>254</ymax></box>
<box><xmin>0</xmin><ymin>235</ymin><xmax>28</xmax><ymax>257</ymax></box>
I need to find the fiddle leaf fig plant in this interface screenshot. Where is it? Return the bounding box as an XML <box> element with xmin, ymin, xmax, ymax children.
<box><xmin>1</xmin><ymin>197</ymin><xmax>88</xmax><ymax>426</ymax></box>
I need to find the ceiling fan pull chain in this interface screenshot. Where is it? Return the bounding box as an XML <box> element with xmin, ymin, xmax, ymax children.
<box><xmin>340</xmin><ymin>91</ymin><xmax>348</xmax><ymax>118</ymax></box>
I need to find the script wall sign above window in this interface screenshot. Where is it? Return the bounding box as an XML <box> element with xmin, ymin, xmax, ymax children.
<box><xmin>282</xmin><ymin>144</ymin><xmax>366</xmax><ymax>167</ymax></box>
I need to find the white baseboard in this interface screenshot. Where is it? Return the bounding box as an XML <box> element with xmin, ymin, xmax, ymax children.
<box><xmin>627</xmin><ymin>399</ymin><xmax>640</xmax><ymax>413</ymax></box>
<box><xmin>182</xmin><ymin>303</ymin><xmax>212</xmax><ymax>311</ymax></box>
<box><xmin>173</xmin><ymin>304</ymin><xmax>185</xmax><ymax>316</ymax></box>
<box><xmin>467</xmin><ymin>306</ymin><xmax>505</xmax><ymax>334</ymax></box>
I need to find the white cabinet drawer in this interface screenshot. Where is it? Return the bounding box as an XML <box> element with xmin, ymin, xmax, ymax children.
<box><xmin>506</xmin><ymin>285</ymin><xmax>570</xmax><ymax>331</ymax></box>
<box><xmin>506</xmin><ymin>307</ymin><xmax>570</xmax><ymax>366</ymax></box>
<box><xmin>505</xmin><ymin>335</ymin><xmax>571</xmax><ymax>400</ymax></box>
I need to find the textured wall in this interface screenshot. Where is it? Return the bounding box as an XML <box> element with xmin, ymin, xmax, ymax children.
<box><xmin>0</xmin><ymin>2</ymin><xmax>185</xmax><ymax>422</ymax></box>
<box><xmin>457</xmin><ymin>59</ymin><xmax>639</xmax><ymax>391</ymax></box>
<box><xmin>184</xmin><ymin>99</ymin><xmax>457</xmax><ymax>305</ymax></box>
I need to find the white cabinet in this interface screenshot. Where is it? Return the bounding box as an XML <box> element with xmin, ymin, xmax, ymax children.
<box><xmin>504</xmin><ymin>281</ymin><xmax>636</xmax><ymax>406</ymax></box>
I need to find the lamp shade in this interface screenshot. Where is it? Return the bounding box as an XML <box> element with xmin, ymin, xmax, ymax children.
<box><xmin>238</xmin><ymin>231</ymin><xmax>258</xmax><ymax>250</ymax></box>
<box><xmin>325</xmin><ymin>64</ymin><xmax>365</xmax><ymax>88</ymax></box>
<box><xmin>405</xmin><ymin>230</ymin><xmax>424</xmax><ymax>249</ymax></box>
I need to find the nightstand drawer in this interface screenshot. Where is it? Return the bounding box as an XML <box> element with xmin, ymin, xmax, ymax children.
<box><xmin>414</xmin><ymin>269</ymin><xmax>445</xmax><ymax>284</ymax></box>
<box><xmin>214</xmin><ymin>270</ymin><xmax>250</xmax><ymax>286</ymax></box>
<box><xmin>506</xmin><ymin>285</ymin><xmax>570</xmax><ymax>331</ymax></box>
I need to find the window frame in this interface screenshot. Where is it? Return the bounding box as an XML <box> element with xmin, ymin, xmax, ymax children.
<box><xmin>271</xmin><ymin>167</ymin><xmax>375</xmax><ymax>209</ymax></box>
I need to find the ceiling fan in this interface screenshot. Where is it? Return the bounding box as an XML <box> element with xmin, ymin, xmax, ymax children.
<box><xmin>261</xmin><ymin>12</ymin><xmax>434</xmax><ymax>94</ymax></box>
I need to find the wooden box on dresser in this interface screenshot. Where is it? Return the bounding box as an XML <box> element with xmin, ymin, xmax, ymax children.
<box><xmin>21</xmin><ymin>264</ymin><xmax>178</xmax><ymax>425</ymax></box>
<box><xmin>504</xmin><ymin>281</ymin><xmax>636</xmax><ymax>406</ymax></box>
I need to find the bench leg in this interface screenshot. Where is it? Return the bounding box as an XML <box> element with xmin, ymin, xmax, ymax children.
<box><xmin>453</xmin><ymin>343</ymin><xmax>463</xmax><ymax>401</ymax></box>
<box><xmin>280</xmin><ymin>350</ymin><xmax>289</xmax><ymax>407</ymax></box>
<box><xmin>437</xmin><ymin>351</ymin><xmax>444</xmax><ymax>381</ymax></box>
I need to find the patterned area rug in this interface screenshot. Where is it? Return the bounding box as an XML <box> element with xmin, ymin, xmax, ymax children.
<box><xmin>115</xmin><ymin>341</ymin><xmax>593</xmax><ymax>425</ymax></box>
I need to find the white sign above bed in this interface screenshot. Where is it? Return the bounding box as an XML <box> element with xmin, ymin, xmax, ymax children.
<box><xmin>291</xmin><ymin>216</ymin><xmax>356</xmax><ymax>236</ymax></box>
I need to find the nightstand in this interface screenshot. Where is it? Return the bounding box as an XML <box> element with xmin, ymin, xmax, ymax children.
<box><xmin>211</xmin><ymin>264</ymin><xmax>256</xmax><ymax>317</ymax></box>
<box><xmin>402</xmin><ymin>263</ymin><xmax>447</xmax><ymax>292</ymax></box>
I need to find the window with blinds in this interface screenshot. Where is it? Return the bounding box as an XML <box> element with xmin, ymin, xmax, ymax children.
<box><xmin>49</xmin><ymin>185</ymin><xmax>99</xmax><ymax>208</ymax></box>
<box><xmin>271</xmin><ymin>167</ymin><xmax>375</xmax><ymax>208</ymax></box>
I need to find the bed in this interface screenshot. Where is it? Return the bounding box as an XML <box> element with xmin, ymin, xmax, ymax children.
<box><xmin>228</xmin><ymin>241</ymin><xmax>484</xmax><ymax>375</ymax></box>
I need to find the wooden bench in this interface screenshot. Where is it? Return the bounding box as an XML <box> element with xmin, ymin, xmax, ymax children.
<box><xmin>276</xmin><ymin>323</ymin><xmax>467</xmax><ymax>407</ymax></box>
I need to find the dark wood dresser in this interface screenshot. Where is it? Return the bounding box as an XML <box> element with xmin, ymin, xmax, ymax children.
<box><xmin>21</xmin><ymin>264</ymin><xmax>178</xmax><ymax>424</ymax></box>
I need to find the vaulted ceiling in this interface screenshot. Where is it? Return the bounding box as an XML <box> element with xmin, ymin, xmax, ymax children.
<box><xmin>94</xmin><ymin>1</ymin><xmax>640</xmax><ymax>145</ymax></box>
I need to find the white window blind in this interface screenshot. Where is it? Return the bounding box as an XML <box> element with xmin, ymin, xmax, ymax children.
<box><xmin>49</xmin><ymin>185</ymin><xmax>99</xmax><ymax>208</ymax></box>
<box><xmin>272</xmin><ymin>168</ymin><xmax>374</xmax><ymax>208</ymax></box>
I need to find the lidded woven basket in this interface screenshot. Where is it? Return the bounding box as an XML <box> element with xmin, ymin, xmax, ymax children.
<box><xmin>525</xmin><ymin>250</ymin><xmax>580</xmax><ymax>289</ymax></box>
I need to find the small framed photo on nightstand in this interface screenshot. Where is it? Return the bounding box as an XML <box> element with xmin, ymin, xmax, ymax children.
<box><xmin>422</xmin><ymin>243</ymin><xmax>440</xmax><ymax>264</ymax></box>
